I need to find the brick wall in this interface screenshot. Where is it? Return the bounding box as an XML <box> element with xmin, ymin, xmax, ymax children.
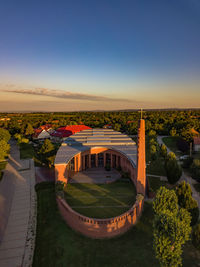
<box><xmin>57</xmin><ymin>196</ymin><xmax>144</xmax><ymax>239</ymax></box>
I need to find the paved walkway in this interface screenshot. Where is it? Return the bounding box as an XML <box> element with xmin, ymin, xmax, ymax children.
<box><xmin>35</xmin><ymin>166</ymin><xmax>55</xmax><ymax>184</ymax></box>
<box><xmin>0</xmin><ymin>141</ymin><xmax>36</xmax><ymax>267</ymax></box>
<box><xmin>69</xmin><ymin>167</ymin><xmax>121</xmax><ymax>184</ymax></box>
<box><xmin>157</xmin><ymin>135</ymin><xmax>200</xmax><ymax>211</ymax></box>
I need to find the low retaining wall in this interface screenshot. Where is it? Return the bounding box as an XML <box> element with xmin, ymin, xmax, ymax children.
<box><xmin>57</xmin><ymin>196</ymin><xmax>144</xmax><ymax>239</ymax></box>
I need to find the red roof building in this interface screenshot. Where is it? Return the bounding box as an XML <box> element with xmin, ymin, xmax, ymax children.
<box><xmin>194</xmin><ymin>137</ymin><xmax>200</xmax><ymax>152</ymax></box>
<box><xmin>51</xmin><ymin>125</ymin><xmax>91</xmax><ymax>138</ymax></box>
<box><xmin>194</xmin><ymin>137</ymin><xmax>200</xmax><ymax>145</ymax></box>
<box><xmin>33</xmin><ymin>124</ymin><xmax>53</xmax><ymax>139</ymax></box>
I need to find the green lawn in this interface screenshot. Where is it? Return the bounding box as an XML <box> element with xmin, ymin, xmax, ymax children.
<box><xmin>162</xmin><ymin>136</ymin><xmax>185</xmax><ymax>156</ymax></box>
<box><xmin>19</xmin><ymin>143</ymin><xmax>35</xmax><ymax>159</ymax></box>
<box><xmin>64</xmin><ymin>181</ymin><xmax>136</xmax><ymax>218</ymax></box>
<box><xmin>0</xmin><ymin>161</ymin><xmax>7</xmax><ymax>181</ymax></box>
<box><xmin>33</xmin><ymin>182</ymin><xmax>200</xmax><ymax>267</ymax></box>
<box><xmin>146</xmin><ymin>137</ymin><xmax>166</xmax><ymax>176</ymax></box>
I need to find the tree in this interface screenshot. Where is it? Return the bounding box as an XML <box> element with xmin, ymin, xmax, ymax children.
<box><xmin>25</xmin><ymin>123</ymin><xmax>34</xmax><ymax>136</ymax></box>
<box><xmin>165</xmin><ymin>158</ymin><xmax>182</xmax><ymax>184</ymax></box>
<box><xmin>160</xmin><ymin>144</ymin><xmax>167</xmax><ymax>158</ymax></box>
<box><xmin>0</xmin><ymin>128</ymin><xmax>11</xmax><ymax>143</ymax></box>
<box><xmin>39</xmin><ymin>139</ymin><xmax>54</xmax><ymax>155</ymax></box>
<box><xmin>148</xmin><ymin>130</ymin><xmax>156</xmax><ymax>137</ymax></box>
<box><xmin>170</xmin><ymin>128</ymin><xmax>177</xmax><ymax>137</ymax></box>
<box><xmin>167</xmin><ymin>152</ymin><xmax>176</xmax><ymax>161</ymax></box>
<box><xmin>153</xmin><ymin>187</ymin><xmax>178</xmax><ymax>215</ymax></box>
<box><xmin>176</xmin><ymin>181</ymin><xmax>199</xmax><ymax>225</ymax></box>
<box><xmin>0</xmin><ymin>140</ymin><xmax>10</xmax><ymax>160</ymax></box>
<box><xmin>153</xmin><ymin>187</ymin><xmax>192</xmax><ymax>267</ymax></box>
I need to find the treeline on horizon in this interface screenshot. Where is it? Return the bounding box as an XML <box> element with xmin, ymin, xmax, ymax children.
<box><xmin>0</xmin><ymin>109</ymin><xmax>200</xmax><ymax>143</ymax></box>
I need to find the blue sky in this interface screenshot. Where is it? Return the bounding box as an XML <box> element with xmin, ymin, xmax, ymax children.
<box><xmin>0</xmin><ymin>0</ymin><xmax>200</xmax><ymax>111</ymax></box>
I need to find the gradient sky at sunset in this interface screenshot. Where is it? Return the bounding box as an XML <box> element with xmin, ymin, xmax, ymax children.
<box><xmin>0</xmin><ymin>0</ymin><xmax>200</xmax><ymax>111</ymax></box>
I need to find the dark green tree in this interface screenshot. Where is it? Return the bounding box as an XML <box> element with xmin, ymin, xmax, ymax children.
<box><xmin>153</xmin><ymin>187</ymin><xmax>192</xmax><ymax>267</ymax></box>
<box><xmin>39</xmin><ymin>139</ymin><xmax>54</xmax><ymax>155</ymax></box>
<box><xmin>165</xmin><ymin>158</ymin><xmax>182</xmax><ymax>184</ymax></box>
<box><xmin>176</xmin><ymin>181</ymin><xmax>199</xmax><ymax>225</ymax></box>
<box><xmin>153</xmin><ymin>187</ymin><xmax>178</xmax><ymax>215</ymax></box>
<box><xmin>25</xmin><ymin>123</ymin><xmax>34</xmax><ymax>136</ymax></box>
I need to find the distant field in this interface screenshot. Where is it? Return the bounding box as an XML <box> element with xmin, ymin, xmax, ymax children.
<box><xmin>64</xmin><ymin>181</ymin><xmax>136</xmax><ymax>218</ymax></box>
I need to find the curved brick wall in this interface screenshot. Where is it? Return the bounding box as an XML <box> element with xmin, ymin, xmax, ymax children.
<box><xmin>57</xmin><ymin>196</ymin><xmax>144</xmax><ymax>239</ymax></box>
<box><xmin>55</xmin><ymin>120</ymin><xmax>146</xmax><ymax>238</ymax></box>
<box><xmin>55</xmin><ymin>147</ymin><xmax>137</xmax><ymax>188</ymax></box>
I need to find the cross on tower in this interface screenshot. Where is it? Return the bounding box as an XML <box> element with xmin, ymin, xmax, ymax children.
<box><xmin>139</xmin><ymin>108</ymin><xmax>143</xmax><ymax>119</ymax></box>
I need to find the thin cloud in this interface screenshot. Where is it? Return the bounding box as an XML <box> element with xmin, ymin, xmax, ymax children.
<box><xmin>2</xmin><ymin>86</ymin><xmax>131</xmax><ymax>102</ymax></box>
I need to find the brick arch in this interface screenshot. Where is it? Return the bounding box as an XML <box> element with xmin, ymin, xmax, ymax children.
<box><xmin>55</xmin><ymin>120</ymin><xmax>146</xmax><ymax>238</ymax></box>
<box><xmin>55</xmin><ymin>146</ymin><xmax>137</xmax><ymax>188</ymax></box>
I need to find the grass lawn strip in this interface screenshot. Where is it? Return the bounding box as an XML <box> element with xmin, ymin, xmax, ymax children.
<box><xmin>33</xmin><ymin>182</ymin><xmax>200</xmax><ymax>267</ymax></box>
<box><xmin>64</xmin><ymin>182</ymin><xmax>136</xmax><ymax>218</ymax></box>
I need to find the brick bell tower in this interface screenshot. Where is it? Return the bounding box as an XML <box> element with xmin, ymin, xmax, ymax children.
<box><xmin>136</xmin><ymin>118</ymin><xmax>146</xmax><ymax>196</ymax></box>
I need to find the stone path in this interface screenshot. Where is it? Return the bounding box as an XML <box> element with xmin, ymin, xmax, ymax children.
<box><xmin>157</xmin><ymin>135</ymin><xmax>200</xmax><ymax>211</ymax></box>
<box><xmin>146</xmin><ymin>174</ymin><xmax>168</xmax><ymax>181</ymax></box>
<box><xmin>0</xmin><ymin>141</ymin><xmax>36</xmax><ymax>267</ymax></box>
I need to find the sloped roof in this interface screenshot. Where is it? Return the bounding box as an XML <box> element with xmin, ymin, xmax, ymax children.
<box><xmin>55</xmin><ymin>129</ymin><xmax>137</xmax><ymax>167</ymax></box>
<box><xmin>51</xmin><ymin>125</ymin><xmax>91</xmax><ymax>138</ymax></box>
<box><xmin>194</xmin><ymin>137</ymin><xmax>200</xmax><ymax>145</ymax></box>
<box><xmin>33</xmin><ymin>124</ymin><xmax>52</xmax><ymax>138</ymax></box>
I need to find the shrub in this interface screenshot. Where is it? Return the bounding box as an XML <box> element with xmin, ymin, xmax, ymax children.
<box><xmin>153</xmin><ymin>187</ymin><xmax>192</xmax><ymax>267</ymax></box>
<box><xmin>192</xmin><ymin>224</ymin><xmax>200</xmax><ymax>250</ymax></box>
<box><xmin>167</xmin><ymin>152</ymin><xmax>176</xmax><ymax>161</ymax></box>
<box><xmin>39</xmin><ymin>139</ymin><xmax>55</xmax><ymax>155</ymax></box>
<box><xmin>160</xmin><ymin>144</ymin><xmax>167</xmax><ymax>158</ymax></box>
<box><xmin>21</xmin><ymin>138</ymin><xmax>29</xmax><ymax>144</ymax></box>
<box><xmin>153</xmin><ymin>187</ymin><xmax>178</xmax><ymax>215</ymax></box>
<box><xmin>176</xmin><ymin>181</ymin><xmax>199</xmax><ymax>225</ymax></box>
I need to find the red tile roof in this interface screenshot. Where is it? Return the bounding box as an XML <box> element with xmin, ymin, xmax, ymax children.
<box><xmin>194</xmin><ymin>137</ymin><xmax>200</xmax><ymax>145</ymax></box>
<box><xmin>33</xmin><ymin>124</ymin><xmax>52</xmax><ymax>138</ymax></box>
<box><xmin>51</xmin><ymin>125</ymin><xmax>91</xmax><ymax>138</ymax></box>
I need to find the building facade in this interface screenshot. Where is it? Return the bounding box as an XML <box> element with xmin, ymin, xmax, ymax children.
<box><xmin>54</xmin><ymin>120</ymin><xmax>146</xmax><ymax>238</ymax></box>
